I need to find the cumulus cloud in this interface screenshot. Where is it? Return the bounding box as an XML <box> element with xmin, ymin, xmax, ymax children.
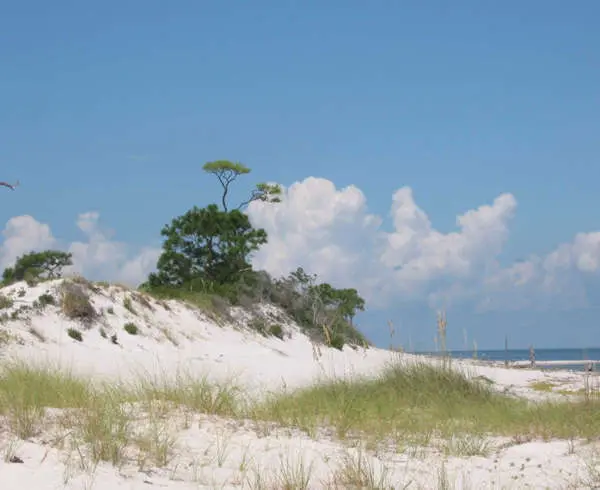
<box><xmin>0</xmin><ymin>212</ymin><xmax>159</xmax><ymax>286</ymax></box>
<box><xmin>0</xmin><ymin>215</ymin><xmax>57</xmax><ymax>270</ymax></box>
<box><xmin>378</xmin><ymin>189</ymin><xmax>516</xmax><ymax>302</ymax></box>
<box><xmin>247</xmin><ymin>177</ymin><xmax>381</xmax><ymax>288</ymax></box>
<box><xmin>479</xmin><ymin>232</ymin><xmax>600</xmax><ymax>311</ymax></box>
<box><xmin>2</xmin><ymin>177</ymin><xmax>599</xmax><ymax>312</ymax></box>
<box><xmin>248</xmin><ymin>176</ymin><xmax>600</xmax><ymax>311</ymax></box>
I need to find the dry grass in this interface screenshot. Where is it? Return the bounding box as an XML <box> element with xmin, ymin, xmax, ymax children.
<box><xmin>28</xmin><ymin>326</ymin><xmax>46</xmax><ymax>342</ymax></box>
<box><xmin>0</xmin><ymin>294</ymin><xmax>14</xmax><ymax>309</ymax></box>
<box><xmin>328</xmin><ymin>447</ymin><xmax>393</xmax><ymax>489</ymax></box>
<box><xmin>60</xmin><ymin>282</ymin><xmax>96</xmax><ymax>322</ymax></box>
<box><xmin>123</xmin><ymin>296</ymin><xmax>137</xmax><ymax>315</ymax></box>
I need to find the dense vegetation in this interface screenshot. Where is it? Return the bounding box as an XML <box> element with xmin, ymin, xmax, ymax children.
<box><xmin>2</xmin><ymin>250</ymin><xmax>72</xmax><ymax>285</ymax></box>
<box><xmin>1</xmin><ymin>160</ymin><xmax>368</xmax><ymax>349</ymax></box>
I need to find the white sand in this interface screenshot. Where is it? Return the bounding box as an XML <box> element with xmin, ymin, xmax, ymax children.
<box><xmin>0</xmin><ymin>278</ymin><xmax>596</xmax><ymax>489</ymax></box>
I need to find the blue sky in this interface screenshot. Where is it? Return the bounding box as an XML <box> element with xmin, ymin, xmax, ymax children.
<box><xmin>1</xmin><ymin>1</ymin><xmax>600</xmax><ymax>350</ymax></box>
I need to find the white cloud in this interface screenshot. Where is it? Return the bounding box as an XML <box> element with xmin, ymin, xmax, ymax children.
<box><xmin>247</xmin><ymin>177</ymin><xmax>382</xmax><ymax>292</ymax></box>
<box><xmin>0</xmin><ymin>215</ymin><xmax>57</xmax><ymax>270</ymax></box>
<box><xmin>1</xmin><ymin>177</ymin><xmax>599</xmax><ymax>312</ymax></box>
<box><xmin>248</xmin><ymin>176</ymin><xmax>600</xmax><ymax>311</ymax></box>
<box><xmin>0</xmin><ymin>212</ymin><xmax>159</xmax><ymax>286</ymax></box>
<box><xmin>378</xmin><ymin>189</ymin><xmax>516</xmax><ymax>301</ymax></box>
<box><xmin>479</xmin><ymin>232</ymin><xmax>600</xmax><ymax>311</ymax></box>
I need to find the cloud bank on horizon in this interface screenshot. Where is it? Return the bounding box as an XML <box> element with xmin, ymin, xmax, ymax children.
<box><xmin>2</xmin><ymin>176</ymin><xmax>599</xmax><ymax>312</ymax></box>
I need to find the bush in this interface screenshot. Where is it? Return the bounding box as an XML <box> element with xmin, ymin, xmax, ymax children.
<box><xmin>123</xmin><ymin>322</ymin><xmax>139</xmax><ymax>335</ymax></box>
<box><xmin>0</xmin><ymin>295</ymin><xmax>13</xmax><ymax>309</ymax></box>
<box><xmin>67</xmin><ymin>328</ymin><xmax>83</xmax><ymax>342</ymax></box>
<box><xmin>34</xmin><ymin>293</ymin><xmax>55</xmax><ymax>309</ymax></box>
<box><xmin>123</xmin><ymin>296</ymin><xmax>136</xmax><ymax>315</ymax></box>
<box><xmin>24</xmin><ymin>270</ymin><xmax>39</xmax><ymax>287</ymax></box>
<box><xmin>60</xmin><ymin>282</ymin><xmax>96</xmax><ymax>322</ymax></box>
<box><xmin>269</xmin><ymin>324</ymin><xmax>284</xmax><ymax>339</ymax></box>
<box><xmin>328</xmin><ymin>332</ymin><xmax>345</xmax><ymax>351</ymax></box>
<box><xmin>249</xmin><ymin>318</ymin><xmax>267</xmax><ymax>336</ymax></box>
<box><xmin>132</xmin><ymin>292</ymin><xmax>153</xmax><ymax>310</ymax></box>
<box><xmin>210</xmin><ymin>294</ymin><xmax>231</xmax><ymax>318</ymax></box>
<box><xmin>143</xmin><ymin>285</ymin><xmax>231</xmax><ymax>322</ymax></box>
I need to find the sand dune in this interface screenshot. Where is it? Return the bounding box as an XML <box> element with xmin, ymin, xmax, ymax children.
<box><xmin>0</xmin><ymin>278</ymin><xmax>596</xmax><ymax>489</ymax></box>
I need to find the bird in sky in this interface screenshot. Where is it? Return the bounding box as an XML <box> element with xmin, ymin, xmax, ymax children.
<box><xmin>0</xmin><ymin>181</ymin><xmax>19</xmax><ymax>190</ymax></box>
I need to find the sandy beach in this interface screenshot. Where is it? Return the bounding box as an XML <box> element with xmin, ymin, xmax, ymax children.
<box><xmin>0</xmin><ymin>278</ymin><xmax>597</xmax><ymax>489</ymax></box>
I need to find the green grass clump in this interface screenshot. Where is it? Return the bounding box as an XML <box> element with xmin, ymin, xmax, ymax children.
<box><xmin>0</xmin><ymin>362</ymin><xmax>92</xmax><ymax>438</ymax></box>
<box><xmin>269</xmin><ymin>323</ymin><xmax>284</xmax><ymax>339</ymax></box>
<box><xmin>123</xmin><ymin>322</ymin><xmax>139</xmax><ymax>335</ymax></box>
<box><xmin>130</xmin><ymin>371</ymin><xmax>242</xmax><ymax>417</ymax></box>
<box><xmin>530</xmin><ymin>381</ymin><xmax>556</xmax><ymax>392</ymax></box>
<box><xmin>144</xmin><ymin>286</ymin><xmax>230</xmax><ymax>322</ymax></box>
<box><xmin>67</xmin><ymin>328</ymin><xmax>83</xmax><ymax>342</ymax></box>
<box><xmin>0</xmin><ymin>361</ymin><xmax>243</xmax><ymax>466</ymax></box>
<box><xmin>123</xmin><ymin>296</ymin><xmax>137</xmax><ymax>315</ymax></box>
<box><xmin>253</xmin><ymin>360</ymin><xmax>600</xmax><ymax>442</ymax></box>
<box><xmin>36</xmin><ymin>293</ymin><xmax>56</xmax><ymax>308</ymax></box>
<box><xmin>0</xmin><ymin>295</ymin><xmax>14</xmax><ymax>309</ymax></box>
<box><xmin>4</xmin><ymin>356</ymin><xmax>600</xmax><ymax>478</ymax></box>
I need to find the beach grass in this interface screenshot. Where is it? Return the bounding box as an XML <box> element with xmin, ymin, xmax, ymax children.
<box><xmin>0</xmin><ymin>361</ymin><xmax>245</xmax><ymax>468</ymax></box>
<box><xmin>252</xmin><ymin>359</ymin><xmax>600</xmax><ymax>443</ymax></box>
<box><xmin>2</xmin><ymin>356</ymin><xmax>600</xmax><ymax>487</ymax></box>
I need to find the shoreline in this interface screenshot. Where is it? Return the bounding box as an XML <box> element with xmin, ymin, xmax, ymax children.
<box><xmin>408</xmin><ymin>350</ymin><xmax>600</xmax><ymax>373</ymax></box>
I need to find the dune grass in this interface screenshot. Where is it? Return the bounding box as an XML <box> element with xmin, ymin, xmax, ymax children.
<box><xmin>3</xmin><ymin>358</ymin><xmax>600</xmax><ymax>447</ymax></box>
<box><xmin>0</xmin><ymin>361</ymin><xmax>244</xmax><ymax>469</ymax></box>
<box><xmin>2</xmin><ymin>357</ymin><xmax>600</xmax><ymax>489</ymax></box>
<box><xmin>0</xmin><ymin>362</ymin><xmax>93</xmax><ymax>438</ymax></box>
<box><xmin>127</xmin><ymin>370</ymin><xmax>242</xmax><ymax>417</ymax></box>
<box><xmin>253</xmin><ymin>360</ymin><xmax>600</xmax><ymax>443</ymax></box>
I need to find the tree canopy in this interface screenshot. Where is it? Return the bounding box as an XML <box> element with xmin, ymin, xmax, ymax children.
<box><xmin>146</xmin><ymin>204</ymin><xmax>267</xmax><ymax>288</ymax></box>
<box><xmin>2</xmin><ymin>250</ymin><xmax>73</xmax><ymax>285</ymax></box>
<box><xmin>141</xmin><ymin>161</ymin><xmax>367</xmax><ymax>349</ymax></box>
<box><xmin>202</xmin><ymin>160</ymin><xmax>282</xmax><ymax>211</ymax></box>
<box><xmin>309</xmin><ymin>283</ymin><xmax>365</xmax><ymax>325</ymax></box>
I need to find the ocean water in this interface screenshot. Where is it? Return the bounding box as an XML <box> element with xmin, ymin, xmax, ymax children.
<box><xmin>418</xmin><ymin>348</ymin><xmax>600</xmax><ymax>371</ymax></box>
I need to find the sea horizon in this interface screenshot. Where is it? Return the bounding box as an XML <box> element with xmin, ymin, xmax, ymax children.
<box><xmin>412</xmin><ymin>347</ymin><xmax>600</xmax><ymax>371</ymax></box>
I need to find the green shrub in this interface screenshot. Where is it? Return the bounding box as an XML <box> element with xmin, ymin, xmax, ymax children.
<box><xmin>269</xmin><ymin>324</ymin><xmax>284</xmax><ymax>339</ymax></box>
<box><xmin>123</xmin><ymin>322</ymin><xmax>139</xmax><ymax>335</ymax></box>
<box><xmin>34</xmin><ymin>293</ymin><xmax>55</xmax><ymax>308</ymax></box>
<box><xmin>123</xmin><ymin>297</ymin><xmax>136</xmax><ymax>315</ymax></box>
<box><xmin>24</xmin><ymin>270</ymin><xmax>39</xmax><ymax>287</ymax></box>
<box><xmin>67</xmin><ymin>328</ymin><xmax>83</xmax><ymax>342</ymax></box>
<box><xmin>249</xmin><ymin>318</ymin><xmax>268</xmax><ymax>336</ymax></box>
<box><xmin>0</xmin><ymin>295</ymin><xmax>13</xmax><ymax>309</ymax></box>
<box><xmin>328</xmin><ymin>332</ymin><xmax>345</xmax><ymax>351</ymax></box>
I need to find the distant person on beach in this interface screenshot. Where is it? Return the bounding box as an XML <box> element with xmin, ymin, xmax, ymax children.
<box><xmin>529</xmin><ymin>345</ymin><xmax>535</xmax><ymax>368</ymax></box>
